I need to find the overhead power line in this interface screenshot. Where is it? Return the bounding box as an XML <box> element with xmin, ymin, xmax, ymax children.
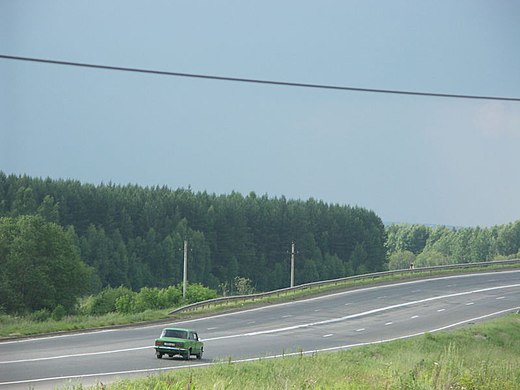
<box><xmin>1</xmin><ymin>54</ymin><xmax>519</xmax><ymax>102</ymax></box>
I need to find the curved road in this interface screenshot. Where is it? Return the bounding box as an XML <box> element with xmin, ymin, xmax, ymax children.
<box><xmin>1</xmin><ymin>270</ymin><xmax>519</xmax><ymax>389</ymax></box>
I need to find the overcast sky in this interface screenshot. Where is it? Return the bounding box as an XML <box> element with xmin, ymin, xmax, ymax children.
<box><xmin>1</xmin><ymin>1</ymin><xmax>519</xmax><ymax>227</ymax></box>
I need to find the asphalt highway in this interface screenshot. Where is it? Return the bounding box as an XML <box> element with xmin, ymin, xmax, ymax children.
<box><xmin>1</xmin><ymin>270</ymin><xmax>519</xmax><ymax>389</ymax></box>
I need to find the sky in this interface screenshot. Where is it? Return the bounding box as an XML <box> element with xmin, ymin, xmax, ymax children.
<box><xmin>1</xmin><ymin>1</ymin><xmax>519</xmax><ymax>228</ymax></box>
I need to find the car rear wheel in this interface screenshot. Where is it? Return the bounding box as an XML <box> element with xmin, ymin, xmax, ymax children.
<box><xmin>156</xmin><ymin>352</ymin><xmax>163</xmax><ymax>359</ymax></box>
<box><xmin>196</xmin><ymin>348</ymin><xmax>203</xmax><ymax>360</ymax></box>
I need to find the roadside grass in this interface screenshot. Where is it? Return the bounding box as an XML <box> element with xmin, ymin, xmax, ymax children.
<box><xmin>65</xmin><ymin>314</ymin><xmax>520</xmax><ymax>390</ymax></box>
<box><xmin>0</xmin><ymin>310</ymin><xmax>171</xmax><ymax>339</ymax></box>
<box><xmin>1</xmin><ymin>264</ymin><xmax>518</xmax><ymax>339</ymax></box>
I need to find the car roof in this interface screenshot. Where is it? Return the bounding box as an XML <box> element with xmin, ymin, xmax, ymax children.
<box><xmin>162</xmin><ymin>327</ymin><xmax>194</xmax><ymax>332</ymax></box>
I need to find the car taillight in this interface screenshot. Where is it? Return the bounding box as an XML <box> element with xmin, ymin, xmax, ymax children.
<box><xmin>155</xmin><ymin>341</ymin><xmax>163</xmax><ymax>346</ymax></box>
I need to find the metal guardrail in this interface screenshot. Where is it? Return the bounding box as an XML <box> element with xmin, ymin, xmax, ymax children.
<box><xmin>169</xmin><ymin>258</ymin><xmax>520</xmax><ymax>315</ymax></box>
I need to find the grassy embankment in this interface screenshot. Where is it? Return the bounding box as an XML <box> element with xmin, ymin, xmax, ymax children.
<box><xmin>65</xmin><ymin>314</ymin><xmax>520</xmax><ymax>390</ymax></box>
<box><xmin>1</xmin><ymin>264</ymin><xmax>518</xmax><ymax>339</ymax></box>
<box><xmin>0</xmin><ymin>309</ymin><xmax>168</xmax><ymax>339</ymax></box>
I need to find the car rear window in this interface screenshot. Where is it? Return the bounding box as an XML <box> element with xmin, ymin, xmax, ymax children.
<box><xmin>163</xmin><ymin>329</ymin><xmax>188</xmax><ymax>339</ymax></box>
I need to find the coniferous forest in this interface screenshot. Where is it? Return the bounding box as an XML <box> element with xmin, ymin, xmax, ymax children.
<box><xmin>0</xmin><ymin>172</ymin><xmax>387</xmax><ymax>314</ymax></box>
<box><xmin>2</xmin><ymin>172</ymin><xmax>520</xmax><ymax>316</ymax></box>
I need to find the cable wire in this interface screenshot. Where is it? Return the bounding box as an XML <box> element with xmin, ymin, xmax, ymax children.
<box><xmin>1</xmin><ymin>54</ymin><xmax>519</xmax><ymax>102</ymax></box>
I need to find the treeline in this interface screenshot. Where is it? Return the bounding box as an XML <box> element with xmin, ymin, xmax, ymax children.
<box><xmin>0</xmin><ymin>172</ymin><xmax>386</xmax><ymax>313</ymax></box>
<box><xmin>386</xmin><ymin>223</ymin><xmax>520</xmax><ymax>269</ymax></box>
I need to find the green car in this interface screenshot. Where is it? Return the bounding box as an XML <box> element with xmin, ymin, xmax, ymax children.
<box><xmin>154</xmin><ymin>327</ymin><xmax>204</xmax><ymax>360</ymax></box>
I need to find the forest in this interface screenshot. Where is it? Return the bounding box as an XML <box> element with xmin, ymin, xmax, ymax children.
<box><xmin>2</xmin><ymin>172</ymin><xmax>519</xmax><ymax>316</ymax></box>
<box><xmin>0</xmin><ymin>172</ymin><xmax>386</xmax><ymax>314</ymax></box>
<box><xmin>386</xmin><ymin>222</ymin><xmax>520</xmax><ymax>269</ymax></box>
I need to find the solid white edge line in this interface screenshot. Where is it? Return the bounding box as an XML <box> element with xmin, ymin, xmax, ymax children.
<box><xmin>1</xmin><ymin>307</ymin><xmax>518</xmax><ymax>387</ymax></box>
<box><xmin>0</xmin><ymin>329</ymin><xmax>119</xmax><ymax>345</ymax></box>
<box><xmin>0</xmin><ymin>346</ymin><xmax>153</xmax><ymax>364</ymax></box>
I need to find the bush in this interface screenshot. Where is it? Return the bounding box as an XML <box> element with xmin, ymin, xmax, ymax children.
<box><xmin>133</xmin><ymin>287</ymin><xmax>161</xmax><ymax>312</ymax></box>
<box><xmin>83</xmin><ymin>284</ymin><xmax>217</xmax><ymax>315</ymax></box>
<box><xmin>78</xmin><ymin>295</ymin><xmax>95</xmax><ymax>315</ymax></box>
<box><xmin>115</xmin><ymin>293</ymin><xmax>137</xmax><ymax>314</ymax></box>
<box><xmin>115</xmin><ymin>285</ymin><xmax>184</xmax><ymax>313</ymax></box>
<box><xmin>51</xmin><ymin>304</ymin><xmax>66</xmax><ymax>321</ymax></box>
<box><xmin>87</xmin><ymin>286</ymin><xmax>134</xmax><ymax>315</ymax></box>
<box><xmin>184</xmin><ymin>283</ymin><xmax>217</xmax><ymax>304</ymax></box>
<box><xmin>234</xmin><ymin>276</ymin><xmax>255</xmax><ymax>295</ymax></box>
<box><xmin>158</xmin><ymin>286</ymin><xmax>182</xmax><ymax>308</ymax></box>
<box><xmin>31</xmin><ymin>308</ymin><xmax>51</xmax><ymax>322</ymax></box>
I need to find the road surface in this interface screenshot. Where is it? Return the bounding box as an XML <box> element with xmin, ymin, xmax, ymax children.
<box><xmin>1</xmin><ymin>270</ymin><xmax>519</xmax><ymax>389</ymax></box>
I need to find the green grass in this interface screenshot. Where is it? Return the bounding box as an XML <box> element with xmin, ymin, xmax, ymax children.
<box><xmin>64</xmin><ymin>314</ymin><xmax>520</xmax><ymax>390</ymax></box>
<box><xmin>0</xmin><ymin>309</ymin><xmax>172</xmax><ymax>339</ymax></box>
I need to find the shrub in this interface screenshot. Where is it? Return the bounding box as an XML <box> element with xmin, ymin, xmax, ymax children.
<box><xmin>158</xmin><ymin>286</ymin><xmax>182</xmax><ymax>308</ymax></box>
<box><xmin>82</xmin><ymin>284</ymin><xmax>217</xmax><ymax>315</ymax></box>
<box><xmin>115</xmin><ymin>285</ymin><xmax>184</xmax><ymax>313</ymax></box>
<box><xmin>51</xmin><ymin>304</ymin><xmax>66</xmax><ymax>321</ymax></box>
<box><xmin>115</xmin><ymin>293</ymin><xmax>137</xmax><ymax>314</ymax></box>
<box><xmin>88</xmin><ymin>286</ymin><xmax>134</xmax><ymax>315</ymax></box>
<box><xmin>133</xmin><ymin>287</ymin><xmax>162</xmax><ymax>312</ymax></box>
<box><xmin>234</xmin><ymin>276</ymin><xmax>255</xmax><ymax>295</ymax></box>
<box><xmin>184</xmin><ymin>283</ymin><xmax>217</xmax><ymax>304</ymax></box>
<box><xmin>31</xmin><ymin>308</ymin><xmax>51</xmax><ymax>322</ymax></box>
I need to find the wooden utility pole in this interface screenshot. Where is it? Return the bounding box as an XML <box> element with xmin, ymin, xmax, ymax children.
<box><xmin>183</xmin><ymin>240</ymin><xmax>188</xmax><ymax>299</ymax></box>
<box><xmin>290</xmin><ymin>241</ymin><xmax>295</xmax><ymax>288</ymax></box>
